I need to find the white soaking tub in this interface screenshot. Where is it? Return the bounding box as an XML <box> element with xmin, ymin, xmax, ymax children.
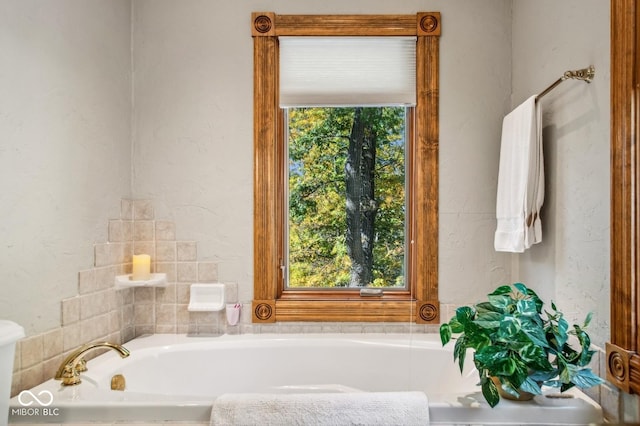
<box><xmin>9</xmin><ymin>333</ymin><xmax>602</xmax><ymax>425</ymax></box>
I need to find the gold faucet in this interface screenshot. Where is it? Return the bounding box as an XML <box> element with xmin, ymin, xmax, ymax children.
<box><xmin>54</xmin><ymin>342</ymin><xmax>130</xmax><ymax>386</ymax></box>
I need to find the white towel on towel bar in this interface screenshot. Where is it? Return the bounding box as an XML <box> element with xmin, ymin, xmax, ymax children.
<box><xmin>210</xmin><ymin>391</ymin><xmax>429</xmax><ymax>426</ymax></box>
<box><xmin>494</xmin><ymin>95</ymin><xmax>544</xmax><ymax>252</ymax></box>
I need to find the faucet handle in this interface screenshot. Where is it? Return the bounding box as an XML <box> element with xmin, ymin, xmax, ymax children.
<box><xmin>58</xmin><ymin>365</ymin><xmax>82</xmax><ymax>386</ymax></box>
<box><xmin>75</xmin><ymin>357</ymin><xmax>87</xmax><ymax>372</ymax></box>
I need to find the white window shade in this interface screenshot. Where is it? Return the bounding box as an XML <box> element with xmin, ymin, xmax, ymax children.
<box><xmin>279</xmin><ymin>37</ymin><xmax>416</xmax><ymax>107</ymax></box>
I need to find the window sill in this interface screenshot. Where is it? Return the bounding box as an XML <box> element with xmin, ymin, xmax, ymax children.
<box><xmin>252</xmin><ymin>298</ymin><xmax>439</xmax><ymax>323</ymax></box>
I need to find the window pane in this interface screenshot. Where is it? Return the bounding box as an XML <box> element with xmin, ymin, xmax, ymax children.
<box><xmin>287</xmin><ymin>107</ymin><xmax>406</xmax><ymax>289</ymax></box>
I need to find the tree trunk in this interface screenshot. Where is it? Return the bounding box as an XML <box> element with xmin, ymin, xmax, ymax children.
<box><xmin>345</xmin><ymin>108</ymin><xmax>377</xmax><ymax>287</ymax></box>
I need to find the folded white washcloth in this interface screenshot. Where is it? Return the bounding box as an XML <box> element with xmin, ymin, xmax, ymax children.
<box><xmin>494</xmin><ymin>95</ymin><xmax>544</xmax><ymax>252</ymax></box>
<box><xmin>210</xmin><ymin>391</ymin><xmax>429</xmax><ymax>426</ymax></box>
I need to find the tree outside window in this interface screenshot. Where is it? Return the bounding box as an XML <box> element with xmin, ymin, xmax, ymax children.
<box><xmin>287</xmin><ymin>107</ymin><xmax>406</xmax><ymax>289</ymax></box>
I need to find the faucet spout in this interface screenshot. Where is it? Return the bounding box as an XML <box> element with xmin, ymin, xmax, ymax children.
<box><xmin>54</xmin><ymin>342</ymin><xmax>130</xmax><ymax>386</ymax></box>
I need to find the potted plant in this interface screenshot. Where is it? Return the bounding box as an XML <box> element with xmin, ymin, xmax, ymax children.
<box><xmin>439</xmin><ymin>282</ymin><xmax>603</xmax><ymax>407</ymax></box>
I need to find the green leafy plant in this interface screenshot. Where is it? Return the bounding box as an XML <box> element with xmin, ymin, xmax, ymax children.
<box><xmin>439</xmin><ymin>283</ymin><xmax>604</xmax><ymax>407</ymax></box>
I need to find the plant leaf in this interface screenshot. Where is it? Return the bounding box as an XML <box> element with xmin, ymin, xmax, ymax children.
<box><xmin>509</xmin><ymin>358</ymin><xmax>529</xmax><ymax>389</ymax></box>
<box><xmin>516</xmin><ymin>299</ymin><xmax>538</xmax><ymax>317</ymax></box>
<box><xmin>583</xmin><ymin>312</ymin><xmax>593</xmax><ymax>328</ymax></box>
<box><xmin>453</xmin><ymin>336</ymin><xmax>468</xmax><ymax>373</ymax></box>
<box><xmin>554</xmin><ymin>316</ymin><xmax>569</xmax><ymax>348</ymax></box>
<box><xmin>544</xmin><ymin>379</ymin><xmax>562</xmax><ymax>388</ymax></box>
<box><xmin>580</xmin><ymin>349</ymin><xmax>596</xmax><ymax>367</ymax></box>
<box><xmin>474</xmin><ymin>345</ymin><xmax>509</xmax><ymax>370</ymax></box>
<box><xmin>481</xmin><ymin>377</ymin><xmax>500</xmax><ymax>408</ymax></box>
<box><xmin>494</xmin><ymin>358</ymin><xmax>517</xmax><ymax>376</ymax></box>
<box><xmin>520</xmin><ymin>377</ymin><xmax>543</xmax><ymax>395</ymax></box>
<box><xmin>475</xmin><ymin>301</ymin><xmax>503</xmax><ymax>313</ymax></box>
<box><xmin>455</xmin><ymin>306</ymin><xmax>475</xmax><ymax>326</ymax></box>
<box><xmin>449</xmin><ymin>317</ymin><xmax>464</xmax><ymax>333</ymax></box>
<box><xmin>465</xmin><ymin>328</ymin><xmax>491</xmax><ymax>350</ymax></box>
<box><xmin>520</xmin><ymin>320</ymin><xmax>549</xmax><ymax>348</ymax></box>
<box><xmin>522</xmin><ymin>283</ymin><xmax>541</xmax><ymax>299</ymax></box>
<box><xmin>498</xmin><ymin>316</ymin><xmax>521</xmax><ymax>340</ymax></box>
<box><xmin>559</xmin><ymin>363</ymin><xmax>579</xmax><ymax>384</ymax></box>
<box><xmin>474</xmin><ymin>311</ymin><xmax>502</xmax><ymax>329</ymax></box>
<box><xmin>440</xmin><ymin>323</ymin><xmax>452</xmax><ymax>346</ymax></box>
<box><xmin>512</xmin><ymin>282</ymin><xmax>529</xmax><ymax>295</ymax></box>
<box><xmin>571</xmin><ymin>368</ymin><xmax>604</xmax><ymax>389</ymax></box>
<box><xmin>574</xmin><ymin>326</ymin><xmax>594</xmax><ymax>366</ymax></box>
<box><xmin>489</xmin><ymin>285</ymin><xmax>513</xmax><ymax>296</ymax></box>
<box><xmin>521</xmin><ymin>285</ymin><xmax>543</xmax><ymax>312</ymax></box>
<box><xmin>488</xmin><ymin>294</ymin><xmax>511</xmax><ymax>310</ymax></box>
<box><xmin>518</xmin><ymin>344</ymin><xmax>554</xmax><ymax>371</ymax></box>
<box><xmin>498</xmin><ymin>378</ymin><xmax>521</xmax><ymax>398</ymax></box>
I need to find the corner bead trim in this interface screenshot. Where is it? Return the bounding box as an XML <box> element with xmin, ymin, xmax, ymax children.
<box><xmin>253</xmin><ymin>300</ymin><xmax>276</xmax><ymax>323</ymax></box>
<box><xmin>252</xmin><ymin>12</ymin><xmax>275</xmax><ymax>37</ymax></box>
<box><xmin>417</xmin><ymin>12</ymin><xmax>441</xmax><ymax>36</ymax></box>
<box><xmin>606</xmin><ymin>342</ymin><xmax>633</xmax><ymax>393</ymax></box>
<box><xmin>417</xmin><ymin>301</ymin><xmax>439</xmax><ymax>323</ymax></box>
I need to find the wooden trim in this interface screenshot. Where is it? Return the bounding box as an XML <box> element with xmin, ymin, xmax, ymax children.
<box><xmin>273</xmin><ymin>300</ymin><xmax>439</xmax><ymax>323</ymax></box>
<box><xmin>275</xmin><ymin>14</ymin><xmax>419</xmax><ymax>37</ymax></box>
<box><xmin>416</xmin><ymin>12</ymin><xmax>441</xmax><ymax>37</ymax></box>
<box><xmin>253</xmin><ymin>35</ymin><xmax>279</xmax><ymax>303</ymax></box>
<box><xmin>607</xmin><ymin>0</ymin><xmax>640</xmax><ymax>394</ymax></box>
<box><xmin>252</xmin><ymin>12</ymin><xmax>276</xmax><ymax>37</ymax></box>
<box><xmin>416</xmin><ymin>300</ymin><xmax>440</xmax><ymax>324</ymax></box>
<box><xmin>609</xmin><ymin>0</ymin><xmax>637</xmax><ymax>352</ymax></box>
<box><xmin>252</xmin><ymin>12</ymin><xmax>440</xmax><ymax>324</ymax></box>
<box><xmin>606</xmin><ymin>342</ymin><xmax>640</xmax><ymax>393</ymax></box>
<box><xmin>253</xmin><ymin>12</ymin><xmax>442</xmax><ymax>38</ymax></box>
<box><xmin>252</xmin><ymin>300</ymin><xmax>276</xmax><ymax>323</ymax></box>
<box><xmin>414</xmin><ymin>33</ymin><xmax>440</xmax><ymax>306</ymax></box>
<box><xmin>276</xmin><ymin>300</ymin><xmax>416</xmax><ymax>322</ymax></box>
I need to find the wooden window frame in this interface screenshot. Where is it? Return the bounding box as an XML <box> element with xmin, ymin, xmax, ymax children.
<box><xmin>251</xmin><ymin>12</ymin><xmax>440</xmax><ymax>323</ymax></box>
<box><xmin>606</xmin><ymin>0</ymin><xmax>640</xmax><ymax>394</ymax></box>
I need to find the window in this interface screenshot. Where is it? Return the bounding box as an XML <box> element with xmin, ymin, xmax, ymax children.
<box><xmin>286</xmin><ymin>106</ymin><xmax>408</xmax><ymax>290</ymax></box>
<box><xmin>252</xmin><ymin>12</ymin><xmax>441</xmax><ymax>323</ymax></box>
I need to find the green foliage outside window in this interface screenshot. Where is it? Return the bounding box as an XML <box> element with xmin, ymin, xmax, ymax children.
<box><xmin>287</xmin><ymin>107</ymin><xmax>406</xmax><ymax>288</ymax></box>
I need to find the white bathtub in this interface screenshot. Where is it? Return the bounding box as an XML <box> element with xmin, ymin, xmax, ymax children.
<box><xmin>9</xmin><ymin>333</ymin><xmax>602</xmax><ymax>425</ymax></box>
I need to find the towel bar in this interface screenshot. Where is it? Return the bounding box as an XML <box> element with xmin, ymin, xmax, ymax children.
<box><xmin>535</xmin><ymin>66</ymin><xmax>595</xmax><ymax>102</ymax></box>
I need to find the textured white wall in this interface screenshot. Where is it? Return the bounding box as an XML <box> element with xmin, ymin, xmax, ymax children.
<box><xmin>0</xmin><ymin>0</ymin><xmax>132</xmax><ymax>334</ymax></box>
<box><xmin>511</xmin><ymin>0</ymin><xmax>610</xmax><ymax>347</ymax></box>
<box><xmin>132</xmin><ymin>0</ymin><xmax>514</xmax><ymax>306</ymax></box>
<box><xmin>0</xmin><ymin>0</ymin><xmax>611</xmax><ymax>342</ymax></box>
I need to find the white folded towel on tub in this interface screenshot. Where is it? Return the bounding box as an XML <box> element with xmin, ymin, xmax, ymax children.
<box><xmin>211</xmin><ymin>391</ymin><xmax>429</xmax><ymax>426</ymax></box>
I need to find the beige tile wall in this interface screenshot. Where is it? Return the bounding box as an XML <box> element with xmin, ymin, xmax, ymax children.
<box><xmin>10</xmin><ymin>199</ymin><xmax>228</xmax><ymax>397</ymax></box>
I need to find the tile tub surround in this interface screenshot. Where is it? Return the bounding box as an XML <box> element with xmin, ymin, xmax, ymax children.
<box><xmin>9</xmin><ymin>199</ymin><xmax>222</xmax><ymax>397</ymax></box>
<box><xmin>8</xmin><ymin>199</ymin><xmax>638</xmax><ymax>425</ymax></box>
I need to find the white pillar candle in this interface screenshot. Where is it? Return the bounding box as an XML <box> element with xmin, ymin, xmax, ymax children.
<box><xmin>131</xmin><ymin>254</ymin><xmax>151</xmax><ymax>281</ymax></box>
